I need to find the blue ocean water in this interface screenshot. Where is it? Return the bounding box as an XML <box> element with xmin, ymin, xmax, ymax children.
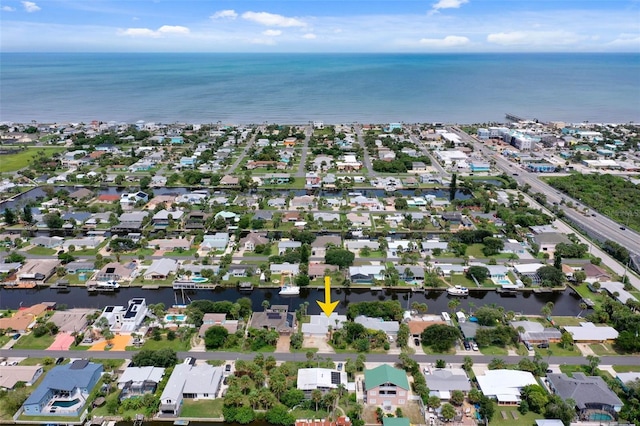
<box><xmin>1</xmin><ymin>53</ymin><xmax>639</xmax><ymax>124</ymax></box>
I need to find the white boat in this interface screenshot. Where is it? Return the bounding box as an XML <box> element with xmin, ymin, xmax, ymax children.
<box><xmin>97</xmin><ymin>280</ymin><xmax>120</xmax><ymax>289</ymax></box>
<box><xmin>279</xmin><ymin>285</ymin><xmax>300</xmax><ymax>296</ymax></box>
<box><xmin>348</xmin><ymin>192</ymin><xmax>362</xmax><ymax>197</ymax></box>
<box><xmin>447</xmin><ymin>285</ymin><xmax>469</xmax><ymax>296</ymax></box>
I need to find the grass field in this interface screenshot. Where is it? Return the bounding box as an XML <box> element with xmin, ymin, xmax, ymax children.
<box><xmin>534</xmin><ymin>342</ymin><xmax>578</xmax><ymax>357</ymax></box>
<box><xmin>613</xmin><ymin>365</ymin><xmax>640</xmax><ymax>372</ymax></box>
<box><xmin>0</xmin><ymin>147</ymin><xmax>66</xmax><ymax>173</ymax></box>
<box><xmin>489</xmin><ymin>405</ymin><xmax>541</xmax><ymax>425</ymax></box>
<box><xmin>27</xmin><ymin>246</ymin><xmax>57</xmax><ymax>255</ymax></box>
<box><xmin>479</xmin><ymin>345</ymin><xmax>509</xmax><ymax>356</ymax></box>
<box><xmin>13</xmin><ymin>333</ymin><xmax>55</xmax><ymax>350</ymax></box>
<box><xmin>180</xmin><ymin>399</ymin><xmax>224</xmax><ymax>418</ymax></box>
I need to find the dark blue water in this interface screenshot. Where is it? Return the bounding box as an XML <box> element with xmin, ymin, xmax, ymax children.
<box><xmin>0</xmin><ymin>286</ymin><xmax>583</xmax><ymax>316</ymax></box>
<box><xmin>1</xmin><ymin>53</ymin><xmax>638</xmax><ymax>123</ymax></box>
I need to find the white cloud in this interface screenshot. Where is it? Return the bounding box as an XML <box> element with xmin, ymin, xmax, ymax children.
<box><xmin>487</xmin><ymin>31</ymin><xmax>583</xmax><ymax>46</ymax></box>
<box><xmin>608</xmin><ymin>33</ymin><xmax>640</xmax><ymax>47</ymax></box>
<box><xmin>242</xmin><ymin>11</ymin><xmax>306</xmax><ymax>27</ymax></box>
<box><xmin>263</xmin><ymin>29</ymin><xmax>282</xmax><ymax>37</ymax></box>
<box><xmin>21</xmin><ymin>1</ymin><xmax>40</xmax><ymax>12</ymax></box>
<box><xmin>432</xmin><ymin>0</ymin><xmax>468</xmax><ymax>11</ymax></box>
<box><xmin>303</xmin><ymin>33</ymin><xmax>317</xmax><ymax>39</ymax></box>
<box><xmin>419</xmin><ymin>35</ymin><xmax>470</xmax><ymax>47</ymax></box>
<box><xmin>210</xmin><ymin>9</ymin><xmax>238</xmax><ymax>20</ymax></box>
<box><xmin>2</xmin><ymin>6</ymin><xmax>16</xmax><ymax>11</ymax></box>
<box><xmin>157</xmin><ymin>25</ymin><xmax>190</xmax><ymax>35</ymax></box>
<box><xmin>119</xmin><ymin>25</ymin><xmax>190</xmax><ymax>38</ymax></box>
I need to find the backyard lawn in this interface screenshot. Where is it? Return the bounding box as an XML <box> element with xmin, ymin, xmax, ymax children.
<box><xmin>489</xmin><ymin>405</ymin><xmax>541</xmax><ymax>425</ymax></box>
<box><xmin>180</xmin><ymin>399</ymin><xmax>224</xmax><ymax>418</ymax></box>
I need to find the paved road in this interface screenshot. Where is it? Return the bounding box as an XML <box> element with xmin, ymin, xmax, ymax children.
<box><xmin>3</xmin><ymin>348</ymin><xmax>639</xmax><ymax>367</ymax></box>
<box><xmin>449</xmin><ymin>127</ymin><xmax>640</xmax><ymax>290</ymax></box>
<box><xmin>227</xmin><ymin>127</ymin><xmax>260</xmax><ymax>174</ymax></box>
<box><xmin>354</xmin><ymin>124</ymin><xmax>377</xmax><ymax>177</ymax></box>
<box><xmin>409</xmin><ymin>133</ymin><xmax>449</xmax><ymax>176</ymax></box>
<box><xmin>295</xmin><ymin>126</ymin><xmax>313</xmax><ymax>178</ymax></box>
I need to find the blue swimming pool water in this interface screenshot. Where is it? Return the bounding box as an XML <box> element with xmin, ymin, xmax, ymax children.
<box><xmin>165</xmin><ymin>314</ymin><xmax>186</xmax><ymax>322</ymax></box>
<box><xmin>52</xmin><ymin>398</ymin><xmax>80</xmax><ymax>408</ymax></box>
<box><xmin>589</xmin><ymin>413</ymin><xmax>613</xmax><ymax>421</ymax></box>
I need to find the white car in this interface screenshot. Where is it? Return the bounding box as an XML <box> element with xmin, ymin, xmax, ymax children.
<box><xmin>471</xmin><ymin>342</ymin><xmax>479</xmax><ymax>351</ymax></box>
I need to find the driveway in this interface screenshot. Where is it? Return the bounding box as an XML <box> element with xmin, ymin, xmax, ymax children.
<box><xmin>275</xmin><ymin>335</ymin><xmax>291</xmax><ymax>353</ymax></box>
<box><xmin>303</xmin><ymin>335</ymin><xmax>335</xmax><ymax>353</ymax></box>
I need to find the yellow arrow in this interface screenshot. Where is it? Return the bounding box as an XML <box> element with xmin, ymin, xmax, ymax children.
<box><xmin>317</xmin><ymin>276</ymin><xmax>339</xmax><ymax>317</ymax></box>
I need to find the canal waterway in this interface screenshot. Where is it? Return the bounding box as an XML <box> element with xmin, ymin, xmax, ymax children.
<box><xmin>0</xmin><ymin>286</ymin><xmax>583</xmax><ymax>316</ymax></box>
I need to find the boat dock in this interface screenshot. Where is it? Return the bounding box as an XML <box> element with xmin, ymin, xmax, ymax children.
<box><xmin>141</xmin><ymin>285</ymin><xmax>160</xmax><ymax>290</ymax></box>
<box><xmin>238</xmin><ymin>282</ymin><xmax>254</xmax><ymax>291</ymax></box>
<box><xmin>172</xmin><ymin>281</ymin><xmax>218</xmax><ymax>290</ymax></box>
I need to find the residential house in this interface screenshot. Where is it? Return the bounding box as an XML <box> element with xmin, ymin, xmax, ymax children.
<box><xmin>176</xmin><ymin>192</ymin><xmax>208</xmax><ymax>205</ymax></box>
<box><xmin>354</xmin><ymin>316</ymin><xmax>399</xmax><ymax>337</ymax></box>
<box><xmin>152</xmin><ymin>210</ymin><xmax>184</xmax><ymax>228</ymax></box>
<box><xmin>220</xmin><ymin>175</ymin><xmax>240</xmax><ymax>187</ymax></box>
<box><xmin>0</xmin><ymin>303</ymin><xmax>49</xmax><ymax>333</ymax></box>
<box><xmin>120</xmin><ymin>192</ymin><xmax>149</xmax><ymax>208</ymax></box>
<box><xmin>61</xmin><ymin>237</ymin><xmax>102</xmax><ymax>251</ymax></box>
<box><xmin>0</xmin><ymin>365</ymin><xmax>44</xmax><ymax>390</ymax></box>
<box><xmin>112</xmin><ymin>211</ymin><xmax>148</xmax><ymax>233</ymax></box>
<box><xmin>346</xmin><ymin>213</ymin><xmax>371</xmax><ymax>227</ymax></box>
<box><xmin>349</xmin><ymin>265</ymin><xmax>385</xmax><ymax>283</ymax></box>
<box><xmin>31</xmin><ymin>236</ymin><xmax>64</xmax><ymax>249</ymax></box>
<box><xmin>17</xmin><ymin>259</ymin><xmax>60</xmax><ymax>283</ymax></box>
<box><xmin>364</xmin><ymin>364</ymin><xmax>410</xmax><ymax>408</ymax></box>
<box><xmin>284</xmin><ymin>212</ymin><xmax>302</xmax><ymax>222</ymax></box>
<box><xmin>159</xmin><ymin>363</ymin><xmax>224</xmax><ymax>416</ymax></box>
<box><xmin>534</xmin><ymin>232</ymin><xmax>571</xmax><ymax>256</ymax></box>
<box><xmin>68</xmin><ymin>188</ymin><xmax>93</xmax><ymax>200</ymax></box>
<box><xmin>547</xmin><ymin>373</ymin><xmax>623</xmax><ymax>418</ymax></box>
<box><xmin>411</xmin><ymin>162</ymin><xmax>428</xmax><ymax>172</ymax></box>
<box><xmin>563</xmin><ymin>322</ymin><xmax>619</xmax><ymax>342</ymax></box>
<box><xmin>421</xmin><ymin>240</ymin><xmax>448</xmax><ymax>254</ymax></box>
<box><xmin>336</xmin><ymin>155</ymin><xmax>362</xmax><ymax>171</ymax></box>
<box><xmin>226</xmin><ymin>265</ymin><xmax>255</xmax><ymax>278</ymax></box>
<box><xmin>305</xmin><ymin>172</ymin><xmax>322</xmax><ymax>189</ymax></box>
<box><xmin>184</xmin><ymin>212</ymin><xmax>207</xmax><ymax>230</ymax></box>
<box><xmin>476</xmin><ymin>369</ymin><xmax>538</xmax><ymax>405</ymax></box>
<box><xmin>394</xmin><ymin>265</ymin><xmax>424</xmax><ymax>281</ymax></box>
<box><xmin>314</xmin><ymin>212</ymin><xmax>340</xmax><ymax>223</ymax></box>
<box><xmin>97</xmin><ymin>298</ymin><xmax>148</xmax><ymax>334</ymax></box>
<box><xmin>308</xmin><ymin>263</ymin><xmax>339</xmax><ymax>279</ymax></box>
<box><xmin>311</xmin><ymin>236</ymin><xmax>341</xmax><ymax>257</ymax></box>
<box><xmin>214</xmin><ymin>211</ymin><xmax>239</xmax><ymax>223</ymax></box>
<box><xmin>296</xmin><ymin>416</ymin><xmax>352</xmax><ymax>426</ymax></box>
<box><xmin>117</xmin><ymin>367</ymin><xmax>165</xmax><ymax>399</ymax></box>
<box><xmin>597</xmin><ymin>281</ymin><xmax>638</xmax><ymax>304</ymax></box>
<box><xmin>268</xmin><ymin>197</ymin><xmax>287</xmax><ymax>208</ymax></box>
<box><xmin>290</xmin><ymin>195</ymin><xmax>315</xmax><ymax>209</ymax></box>
<box><xmin>64</xmin><ymin>261</ymin><xmax>95</xmax><ymax>275</ymax></box>
<box><xmin>510</xmin><ymin>320</ymin><xmax>562</xmax><ymax>344</ymax></box>
<box><xmin>198</xmin><ymin>313</ymin><xmax>239</xmax><ymax>338</ymax></box>
<box><xmin>148</xmin><ymin>238</ymin><xmax>192</xmax><ymax>251</ymax></box>
<box><xmin>144</xmin><ymin>259</ymin><xmax>179</xmax><ymax>280</ymax></box>
<box><xmin>581</xmin><ymin>264</ymin><xmax>612</xmax><ymax>282</ymax></box>
<box><xmin>278</xmin><ymin>240</ymin><xmax>302</xmax><ymax>255</ymax></box>
<box><xmin>240</xmin><ymin>232</ymin><xmax>268</xmax><ymax>252</ymax></box>
<box><xmin>262</xmin><ymin>173</ymin><xmax>290</xmax><ymax>184</ymax></box>
<box><xmin>301</xmin><ymin>313</ymin><xmax>347</xmax><ymax>337</ymax></box>
<box><xmin>22</xmin><ymin>360</ymin><xmax>103</xmax><ymax>416</ymax></box>
<box><xmin>424</xmin><ymin>368</ymin><xmax>471</xmax><ymax>400</ymax></box>
<box><xmin>345</xmin><ymin>240</ymin><xmax>380</xmax><ymax>253</ymax></box>
<box><xmin>314</xmin><ymin>156</ymin><xmax>334</xmax><ymax>171</ymax></box>
<box><xmin>350</xmin><ymin>196</ymin><xmax>383</xmax><ymax>211</ymax></box>
<box><xmin>270</xmin><ymin>263</ymin><xmax>301</xmax><ymax>275</ymax></box>
<box><xmin>514</xmin><ymin>263</ymin><xmax>546</xmax><ymax>285</ymax></box>
<box><xmin>249</xmin><ymin>305</ymin><xmax>295</xmax><ymax>334</ymax></box>
<box><xmin>297</xmin><ymin>368</ymin><xmax>348</xmax><ymax>397</ymax></box>
<box><xmin>201</xmin><ymin>233</ymin><xmax>230</xmax><ymax>251</ymax></box>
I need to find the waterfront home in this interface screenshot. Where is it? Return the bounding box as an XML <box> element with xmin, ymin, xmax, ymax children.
<box><xmin>159</xmin><ymin>363</ymin><xmax>224</xmax><ymax>416</ymax></box>
<box><xmin>220</xmin><ymin>175</ymin><xmax>240</xmax><ymax>187</ymax></box>
<box><xmin>268</xmin><ymin>197</ymin><xmax>287</xmax><ymax>208</ymax></box>
<box><xmin>284</xmin><ymin>212</ymin><xmax>302</xmax><ymax>222</ymax></box>
<box><xmin>120</xmin><ymin>192</ymin><xmax>149</xmax><ymax>208</ymax></box>
<box><xmin>261</xmin><ymin>173</ymin><xmax>291</xmax><ymax>184</ymax></box>
<box><xmin>176</xmin><ymin>192</ymin><xmax>208</xmax><ymax>205</ymax></box>
<box><xmin>581</xmin><ymin>264</ymin><xmax>612</xmax><ymax>282</ymax></box>
<box><xmin>514</xmin><ymin>263</ymin><xmax>546</xmax><ymax>285</ymax></box>
<box><xmin>0</xmin><ymin>365</ymin><xmax>43</xmax><ymax>390</ymax></box>
<box><xmin>97</xmin><ymin>298</ymin><xmax>148</xmax><ymax>334</ymax></box>
<box><xmin>296</xmin><ymin>416</ymin><xmax>352</xmax><ymax>426</ymax></box>
<box><xmin>424</xmin><ymin>368</ymin><xmax>471</xmax><ymax>400</ymax></box>
<box><xmin>270</xmin><ymin>263</ymin><xmax>301</xmax><ymax>275</ymax></box>
<box><xmin>201</xmin><ymin>233</ymin><xmax>230</xmax><ymax>252</ymax></box>
<box><xmin>421</xmin><ymin>240</ymin><xmax>448</xmax><ymax>254</ymax></box>
<box><xmin>112</xmin><ymin>211</ymin><xmax>148</xmax><ymax>233</ymax></box>
<box><xmin>345</xmin><ymin>239</ymin><xmax>380</xmax><ymax>253</ymax></box>
<box><xmin>95</xmin><ymin>261</ymin><xmax>138</xmax><ymax>282</ymax></box>
<box><xmin>546</xmin><ymin>373</ymin><xmax>623</xmax><ymax>419</ymax></box>
<box><xmin>143</xmin><ymin>259</ymin><xmax>178</xmax><ymax>280</ymax></box>
<box><xmin>214</xmin><ymin>211</ymin><xmax>239</xmax><ymax>223</ymax></box>
<box><xmin>249</xmin><ymin>305</ymin><xmax>295</xmax><ymax>334</ymax></box>
<box><xmin>394</xmin><ymin>265</ymin><xmax>424</xmax><ymax>281</ymax></box>
<box><xmin>346</xmin><ymin>213</ymin><xmax>371</xmax><ymax>227</ymax></box>
<box><xmin>227</xmin><ymin>264</ymin><xmax>255</xmax><ymax>278</ymax></box>
<box><xmin>239</xmin><ymin>232</ymin><xmax>269</xmax><ymax>252</ymax></box>
<box><xmin>354</xmin><ymin>315</ymin><xmax>399</xmax><ymax>337</ymax></box>
<box><xmin>387</xmin><ymin>240</ymin><xmax>415</xmax><ymax>257</ymax></box>
<box><xmin>184</xmin><ymin>212</ymin><xmax>207</xmax><ymax>230</ymax></box>
<box><xmin>17</xmin><ymin>259</ymin><xmax>60</xmax><ymax>283</ymax></box>
<box><xmin>117</xmin><ymin>367</ymin><xmax>165</xmax><ymax>399</ymax></box>
<box><xmin>476</xmin><ymin>369</ymin><xmax>538</xmax><ymax>405</ymax></box>
<box><xmin>0</xmin><ymin>303</ymin><xmax>50</xmax><ymax>333</ymax></box>
<box><xmin>198</xmin><ymin>313</ymin><xmax>239</xmax><ymax>338</ymax></box>
<box><xmin>301</xmin><ymin>313</ymin><xmax>347</xmax><ymax>337</ymax></box>
<box><xmin>364</xmin><ymin>364</ymin><xmax>410</xmax><ymax>408</ymax></box>
<box><xmin>290</xmin><ymin>195</ymin><xmax>315</xmax><ymax>209</ymax></box>
<box><xmin>597</xmin><ymin>281</ymin><xmax>638</xmax><ymax>304</ymax></box>
<box><xmin>22</xmin><ymin>360</ymin><xmax>102</xmax><ymax>417</ymax></box>
<box><xmin>297</xmin><ymin>368</ymin><xmax>348</xmax><ymax>397</ymax></box>
<box><xmin>308</xmin><ymin>263</ymin><xmax>339</xmax><ymax>279</ymax></box>
<box><xmin>68</xmin><ymin>188</ymin><xmax>93</xmax><ymax>201</ymax></box>
<box><xmin>313</xmin><ymin>212</ymin><xmax>340</xmax><ymax>223</ymax></box>
<box><xmin>305</xmin><ymin>172</ymin><xmax>322</xmax><ymax>189</ymax></box>
<box><xmin>350</xmin><ymin>196</ymin><xmax>383</xmax><ymax>210</ymax></box>
<box><xmin>148</xmin><ymin>238</ymin><xmax>192</xmax><ymax>251</ymax></box>
<box><xmin>311</xmin><ymin>236</ymin><xmax>342</xmax><ymax>257</ymax></box>
<box><xmin>62</xmin><ymin>237</ymin><xmax>102</xmax><ymax>251</ymax></box>
<box><xmin>349</xmin><ymin>265</ymin><xmax>385</xmax><ymax>283</ymax></box>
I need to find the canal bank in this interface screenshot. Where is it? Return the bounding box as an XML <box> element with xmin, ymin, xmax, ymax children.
<box><xmin>0</xmin><ymin>286</ymin><xmax>583</xmax><ymax>316</ymax></box>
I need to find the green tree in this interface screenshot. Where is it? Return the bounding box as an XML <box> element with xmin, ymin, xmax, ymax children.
<box><xmin>43</xmin><ymin>212</ymin><xmax>63</xmax><ymax>229</ymax></box>
<box><xmin>450</xmin><ymin>390</ymin><xmax>465</xmax><ymax>406</ymax></box>
<box><xmin>3</xmin><ymin>208</ymin><xmax>16</xmax><ymax>225</ymax></box>
<box><xmin>204</xmin><ymin>325</ymin><xmax>229</xmax><ymax>349</ymax></box>
<box><xmin>265</xmin><ymin>404</ymin><xmax>295</xmax><ymax>426</ymax></box>
<box><xmin>466</xmin><ymin>265</ymin><xmax>490</xmax><ymax>282</ymax></box>
<box><xmin>325</xmin><ymin>248</ymin><xmax>355</xmax><ymax>269</ymax></box>
<box><xmin>441</xmin><ymin>403</ymin><xmax>456</xmax><ymax>421</ymax></box>
<box><xmin>22</xmin><ymin>205</ymin><xmax>33</xmax><ymax>224</ymax></box>
<box><xmin>586</xmin><ymin>355</ymin><xmax>600</xmax><ymax>375</ymax></box>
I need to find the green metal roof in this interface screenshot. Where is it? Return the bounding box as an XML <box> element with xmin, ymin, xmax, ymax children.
<box><xmin>364</xmin><ymin>364</ymin><xmax>409</xmax><ymax>390</ymax></box>
<box><xmin>383</xmin><ymin>418</ymin><xmax>410</xmax><ymax>426</ymax></box>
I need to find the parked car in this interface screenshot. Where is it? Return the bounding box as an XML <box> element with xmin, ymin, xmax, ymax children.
<box><xmin>12</xmin><ymin>333</ymin><xmax>20</xmax><ymax>340</ymax></box>
<box><xmin>55</xmin><ymin>357</ymin><xmax>64</xmax><ymax>365</ymax></box>
<box><xmin>463</xmin><ymin>341</ymin><xmax>471</xmax><ymax>351</ymax></box>
<box><xmin>225</xmin><ymin>364</ymin><xmax>232</xmax><ymax>373</ymax></box>
<box><xmin>337</xmin><ymin>363</ymin><xmax>343</xmax><ymax>371</ymax></box>
<box><xmin>537</xmin><ymin>342</ymin><xmax>549</xmax><ymax>349</ymax></box>
<box><xmin>414</xmin><ymin>338</ymin><xmax>421</xmax><ymax>346</ymax></box>
<box><xmin>471</xmin><ymin>342</ymin><xmax>479</xmax><ymax>351</ymax></box>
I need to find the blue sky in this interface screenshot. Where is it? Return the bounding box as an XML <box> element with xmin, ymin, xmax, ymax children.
<box><xmin>1</xmin><ymin>0</ymin><xmax>639</xmax><ymax>52</ymax></box>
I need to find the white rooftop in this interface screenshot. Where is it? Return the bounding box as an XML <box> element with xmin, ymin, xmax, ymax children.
<box><xmin>564</xmin><ymin>322</ymin><xmax>619</xmax><ymax>341</ymax></box>
<box><xmin>476</xmin><ymin>369</ymin><xmax>538</xmax><ymax>403</ymax></box>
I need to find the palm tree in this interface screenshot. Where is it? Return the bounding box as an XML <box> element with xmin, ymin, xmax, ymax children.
<box><xmin>262</xmin><ymin>300</ymin><xmax>270</xmax><ymax>311</ymax></box>
<box><xmin>311</xmin><ymin>389</ymin><xmax>322</xmax><ymax>411</ymax></box>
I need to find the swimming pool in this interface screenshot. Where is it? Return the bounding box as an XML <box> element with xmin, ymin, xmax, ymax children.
<box><xmin>165</xmin><ymin>314</ymin><xmax>187</xmax><ymax>322</ymax></box>
<box><xmin>497</xmin><ymin>279</ymin><xmax>512</xmax><ymax>285</ymax></box>
<box><xmin>192</xmin><ymin>277</ymin><xmax>209</xmax><ymax>283</ymax></box>
<box><xmin>589</xmin><ymin>413</ymin><xmax>613</xmax><ymax>421</ymax></box>
<box><xmin>52</xmin><ymin>398</ymin><xmax>80</xmax><ymax>408</ymax></box>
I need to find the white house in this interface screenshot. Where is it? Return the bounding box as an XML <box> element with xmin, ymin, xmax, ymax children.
<box><xmin>159</xmin><ymin>363</ymin><xmax>224</xmax><ymax>416</ymax></box>
<box><xmin>476</xmin><ymin>369</ymin><xmax>538</xmax><ymax>405</ymax></box>
<box><xmin>97</xmin><ymin>298</ymin><xmax>148</xmax><ymax>334</ymax></box>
